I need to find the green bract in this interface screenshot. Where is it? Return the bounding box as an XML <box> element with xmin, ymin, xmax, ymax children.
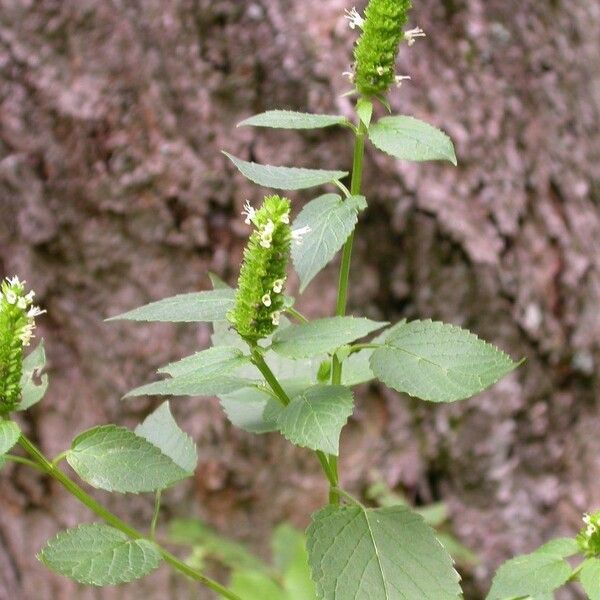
<box><xmin>353</xmin><ymin>0</ymin><xmax>412</xmax><ymax>97</ymax></box>
<box><xmin>228</xmin><ymin>195</ymin><xmax>293</xmax><ymax>342</ymax></box>
<box><xmin>0</xmin><ymin>277</ymin><xmax>44</xmax><ymax>413</ymax></box>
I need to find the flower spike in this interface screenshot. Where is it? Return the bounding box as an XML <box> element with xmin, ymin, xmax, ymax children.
<box><xmin>228</xmin><ymin>195</ymin><xmax>292</xmax><ymax>342</ymax></box>
<box><xmin>0</xmin><ymin>277</ymin><xmax>45</xmax><ymax>412</ymax></box>
<box><xmin>350</xmin><ymin>0</ymin><xmax>413</xmax><ymax>97</ymax></box>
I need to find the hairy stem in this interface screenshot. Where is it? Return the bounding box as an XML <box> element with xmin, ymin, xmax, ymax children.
<box><xmin>17</xmin><ymin>434</ymin><xmax>241</xmax><ymax>600</ymax></box>
<box><xmin>328</xmin><ymin>113</ymin><xmax>368</xmax><ymax>505</ymax></box>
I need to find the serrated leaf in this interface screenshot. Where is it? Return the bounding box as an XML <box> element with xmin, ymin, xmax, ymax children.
<box><xmin>272</xmin><ymin>317</ymin><xmax>387</xmax><ymax>359</ymax></box>
<box><xmin>0</xmin><ymin>420</ymin><xmax>20</xmax><ymax>455</ymax></box>
<box><xmin>158</xmin><ymin>346</ymin><xmax>248</xmax><ymax>378</ymax></box>
<box><xmin>107</xmin><ymin>289</ymin><xmax>235</xmax><ymax>323</ymax></box>
<box><xmin>238</xmin><ymin>110</ymin><xmax>348</xmax><ymax>130</ymax></box>
<box><xmin>486</xmin><ymin>548</ymin><xmax>573</xmax><ymax>600</ymax></box>
<box><xmin>224</xmin><ymin>153</ymin><xmax>348</xmax><ymax>190</ymax></box>
<box><xmin>536</xmin><ymin>538</ymin><xmax>580</xmax><ymax>558</ymax></box>
<box><xmin>135</xmin><ymin>402</ymin><xmax>197</xmax><ymax>473</ymax></box>
<box><xmin>125</xmin><ymin>372</ymin><xmax>252</xmax><ymax>399</ymax></box>
<box><xmin>220</xmin><ymin>379</ymin><xmax>311</xmax><ymax>434</ymax></box>
<box><xmin>580</xmin><ymin>558</ymin><xmax>600</xmax><ymax>600</ymax></box>
<box><xmin>307</xmin><ymin>505</ymin><xmax>462</xmax><ymax>600</ymax></box>
<box><xmin>369</xmin><ymin>116</ymin><xmax>457</xmax><ymax>165</ymax></box>
<box><xmin>370</xmin><ymin>320</ymin><xmax>519</xmax><ymax>403</ymax></box>
<box><xmin>292</xmin><ymin>194</ymin><xmax>366</xmax><ymax>292</ymax></box>
<box><xmin>277</xmin><ymin>385</ymin><xmax>353</xmax><ymax>455</ymax></box>
<box><xmin>38</xmin><ymin>524</ymin><xmax>161</xmax><ymax>586</ymax></box>
<box><xmin>67</xmin><ymin>425</ymin><xmax>190</xmax><ymax>493</ymax></box>
<box><xmin>17</xmin><ymin>341</ymin><xmax>48</xmax><ymax>410</ymax></box>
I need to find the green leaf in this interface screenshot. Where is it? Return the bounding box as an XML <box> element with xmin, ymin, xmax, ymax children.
<box><xmin>486</xmin><ymin>548</ymin><xmax>573</xmax><ymax>600</ymax></box>
<box><xmin>272</xmin><ymin>524</ymin><xmax>316</xmax><ymax>600</ymax></box>
<box><xmin>230</xmin><ymin>571</ymin><xmax>285</xmax><ymax>600</ymax></box>
<box><xmin>224</xmin><ymin>152</ymin><xmax>348</xmax><ymax>191</ymax></box>
<box><xmin>169</xmin><ymin>518</ymin><xmax>267</xmax><ymax>572</ymax></box>
<box><xmin>158</xmin><ymin>346</ymin><xmax>248</xmax><ymax>378</ymax></box>
<box><xmin>124</xmin><ymin>372</ymin><xmax>252</xmax><ymax>399</ymax></box>
<box><xmin>238</xmin><ymin>110</ymin><xmax>348</xmax><ymax>130</ymax></box>
<box><xmin>292</xmin><ymin>194</ymin><xmax>366</xmax><ymax>292</ymax></box>
<box><xmin>277</xmin><ymin>385</ymin><xmax>353</xmax><ymax>455</ymax></box>
<box><xmin>38</xmin><ymin>524</ymin><xmax>161</xmax><ymax>586</ymax></box>
<box><xmin>0</xmin><ymin>420</ymin><xmax>20</xmax><ymax>455</ymax></box>
<box><xmin>580</xmin><ymin>558</ymin><xmax>600</xmax><ymax>600</ymax></box>
<box><xmin>536</xmin><ymin>537</ymin><xmax>580</xmax><ymax>558</ymax></box>
<box><xmin>67</xmin><ymin>425</ymin><xmax>190</xmax><ymax>493</ymax></box>
<box><xmin>307</xmin><ymin>505</ymin><xmax>462</xmax><ymax>600</ymax></box>
<box><xmin>17</xmin><ymin>341</ymin><xmax>49</xmax><ymax>410</ymax></box>
<box><xmin>272</xmin><ymin>317</ymin><xmax>388</xmax><ymax>359</ymax></box>
<box><xmin>356</xmin><ymin>98</ymin><xmax>374</xmax><ymax>128</ymax></box>
<box><xmin>370</xmin><ymin>320</ymin><xmax>519</xmax><ymax>403</ymax></box>
<box><xmin>220</xmin><ymin>379</ymin><xmax>311</xmax><ymax>434</ymax></box>
<box><xmin>107</xmin><ymin>289</ymin><xmax>235</xmax><ymax>323</ymax></box>
<box><xmin>135</xmin><ymin>401</ymin><xmax>197</xmax><ymax>473</ymax></box>
<box><xmin>369</xmin><ymin>116</ymin><xmax>457</xmax><ymax>165</ymax></box>
<box><xmin>219</xmin><ymin>386</ymin><xmax>280</xmax><ymax>434</ymax></box>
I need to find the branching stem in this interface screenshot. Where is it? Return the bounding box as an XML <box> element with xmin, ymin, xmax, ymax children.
<box><xmin>17</xmin><ymin>434</ymin><xmax>241</xmax><ymax>600</ymax></box>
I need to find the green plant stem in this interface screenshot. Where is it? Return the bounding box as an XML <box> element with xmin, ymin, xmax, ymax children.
<box><xmin>2</xmin><ymin>453</ymin><xmax>46</xmax><ymax>473</ymax></box>
<box><xmin>285</xmin><ymin>306</ymin><xmax>309</xmax><ymax>324</ymax></box>
<box><xmin>251</xmin><ymin>350</ymin><xmax>291</xmax><ymax>406</ymax></box>
<box><xmin>328</xmin><ymin>113</ymin><xmax>368</xmax><ymax>505</ymax></box>
<box><xmin>150</xmin><ymin>490</ymin><xmax>162</xmax><ymax>540</ymax></box>
<box><xmin>17</xmin><ymin>434</ymin><xmax>241</xmax><ymax>600</ymax></box>
<box><xmin>250</xmin><ymin>350</ymin><xmax>339</xmax><ymax>494</ymax></box>
<box><xmin>348</xmin><ymin>342</ymin><xmax>384</xmax><ymax>355</ymax></box>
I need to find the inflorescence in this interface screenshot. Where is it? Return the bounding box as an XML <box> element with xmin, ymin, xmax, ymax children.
<box><xmin>345</xmin><ymin>0</ymin><xmax>424</xmax><ymax>97</ymax></box>
<box><xmin>229</xmin><ymin>196</ymin><xmax>295</xmax><ymax>342</ymax></box>
<box><xmin>0</xmin><ymin>277</ymin><xmax>45</xmax><ymax>412</ymax></box>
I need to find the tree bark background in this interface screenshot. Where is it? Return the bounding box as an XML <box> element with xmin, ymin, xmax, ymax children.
<box><xmin>1</xmin><ymin>0</ymin><xmax>599</xmax><ymax>598</ymax></box>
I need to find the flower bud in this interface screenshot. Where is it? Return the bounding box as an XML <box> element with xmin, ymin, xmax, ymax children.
<box><xmin>0</xmin><ymin>277</ymin><xmax>45</xmax><ymax>413</ymax></box>
<box><xmin>353</xmin><ymin>0</ymin><xmax>412</xmax><ymax>97</ymax></box>
<box><xmin>229</xmin><ymin>196</ymin><xmax>292</xmax><ymax>342</ymax></box>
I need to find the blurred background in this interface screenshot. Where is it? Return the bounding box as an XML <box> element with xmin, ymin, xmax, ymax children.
<box><xmin>1</xmin><ymin>0</ymin><xmax>599</xmax><ymax>598</ymax></box>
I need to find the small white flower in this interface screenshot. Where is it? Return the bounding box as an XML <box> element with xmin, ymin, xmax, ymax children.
<box><xmin>17</xmin><ymin>296</ymin><xmax>28</xmax><ymax>310</ymax></box>
<box><xmin>259</xmin><ymin>220</ymin><xmax>275</xmax><ymax>248</ymax></box>
<box><xmin>6</xmin><ymin>276</ymin><xmax>22</xmax><ymax>287</ymax></box>
<box><xmin>376</xmin><ymin>65</ymin><xmax>388</xmax><ymax>76</ymax></box>
<box><xmin>25</xmin><ymin>290</ymin><xmax>35</xmax><ymax>302</ymax></box>
<box><xmin>18</xmin><ymin>322</ymin><xmax>35</xmax><ymax>346</ymax></box>
<box><xmin>292</xmin><ymin>225</ymin><xmax>311</xmax><ymax>244</ymax></box>
<box><xmin>272</xmin><ymin>279</ymin><xmax>285</xmax><ymax>294</ymax></box>
<box><xmin>344</xmin><ymin>7</ymin><xmax>364</xmax><ymax>30</ymax></box>
<box><xmin>271</xmin><ymin>311</ymin><xmax>281</xmax><ymax>326</ymax></box>
<box><xmin>404</xmin><ymin>26</ymin><xmax>426</xmax><ymax>46</ymax></box>
<box><xmin>241</xmin><ymin>200</ymin><xmax>257</xmax><ymax>225</ymax></box>
<box><xmin>395</xmin><ymin>75</ymin><xmax>412</xmax><ymax>88</ymax></box>
<box><xmin>280</xmin><ymin>211</ymin><xmax>290</xmax><ymax>224</ymax></box>
<box><xmin>262</xmin><ymin>293</ymin><xmax>272</xmax><ymax>307</ymax></box>
<box><xmin>27</xmin><ymin>306</ymin><xmax>46</xmax><ymax>318</ymax></box>
<box><xmin>5</xmin><ymin>290</ymin><xmax>17</xmax><ymax>305</ymax></box>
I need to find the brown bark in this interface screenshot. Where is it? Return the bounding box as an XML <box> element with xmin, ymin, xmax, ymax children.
<box><xmin>0</xmin><ymin>0</ymin><xmax>599</xmax><ymax>598</ymax></box>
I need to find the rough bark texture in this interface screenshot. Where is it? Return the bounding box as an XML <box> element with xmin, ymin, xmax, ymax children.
<box><xmin>1</xmin><ymin>0</ymin><xmax>599</xmax><ymax>598</ymax></box>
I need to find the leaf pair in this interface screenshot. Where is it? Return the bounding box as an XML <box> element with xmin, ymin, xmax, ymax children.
<box><xmin>67</xmin><ymin>402</ymin><xmax>197</xmax><ymax>494</ymax></box>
